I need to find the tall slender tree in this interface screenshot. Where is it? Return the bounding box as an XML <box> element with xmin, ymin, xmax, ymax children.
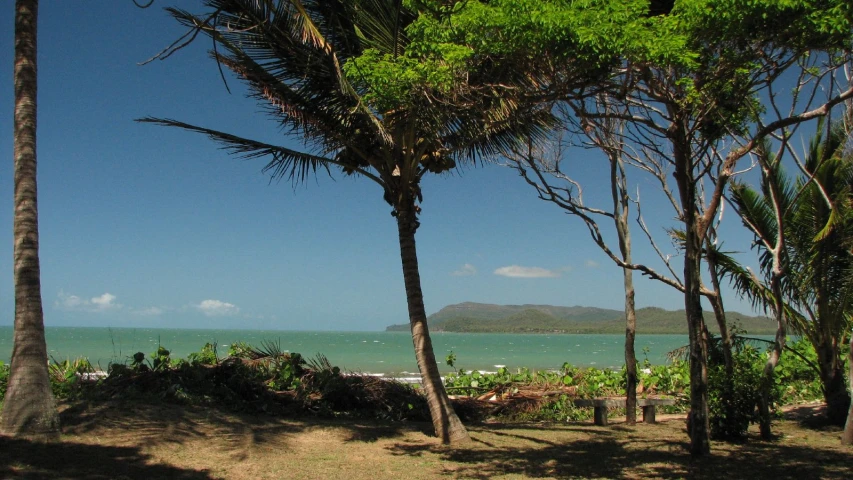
<box><xmin>1</xmin><ymin>0</ymin><xmax>60</xmax><ymax>440</ymax></box>
<box><xmin>505</xmin><ymin>100</ymin><xmax>642</xmax><ymax>424</ymax></box>
<box><xmin>141</xmin><ymin>0</ymin><xmax>552</xmax><ymax>444</ymax></box>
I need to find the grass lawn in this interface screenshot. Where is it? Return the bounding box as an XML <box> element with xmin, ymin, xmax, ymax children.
<box><xmin>0</xmin><ymin>401</ymin><xmax>850</xmax><ymax>479</ymax></box>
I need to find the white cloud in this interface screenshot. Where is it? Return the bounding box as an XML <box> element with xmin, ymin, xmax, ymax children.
<box><xmin>451</xmin><ymin>263</ymin><xmax>477</xmax><ymax>276</ymax></box>
<box><xmin>195</xmin><ymin>299</ymin><xmax>240</xmax><ymax>317</ymax></box>
<box><xmin>91</xmin><ymin>293</ymin><xmax>117</xmax><ymax>308</ymax></box>
<box><xmin>585</xmin><ymin>260</ymin><xmax>600</xmax><ymax>268</ymax></box>
<box><xmin>493</xmin><ymin>265</ymin><xmax>562</xmax><ymax>278</ymax></box>
<box><xmin>56</xmin><ymin>291</ymin><xmax>123</xmax><ymax>312</ymax></box>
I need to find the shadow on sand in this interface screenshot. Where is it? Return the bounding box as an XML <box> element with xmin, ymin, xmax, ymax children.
<box><xmin>387</xmin><ymin>421</ymin><xmax>852</xmax><ymax>479</ymax></box>
<box><xmin>2</xmin><ymin>398</ymin><xmax>424</xmax><ymax>479</ymax></box>
<box><xmin>0</xmin><ymin>436</ymin><xmax>214</xmax><ymax>480</ymax></box>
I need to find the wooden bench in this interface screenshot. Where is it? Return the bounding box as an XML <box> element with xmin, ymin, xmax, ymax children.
<box><xmin>572</xmin><ymin>397</ymin><xmax>677</xmax><ymax>426</ymax></box>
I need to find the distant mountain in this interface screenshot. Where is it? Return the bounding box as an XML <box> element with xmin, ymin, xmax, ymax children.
<box><xmin>385</xmin><ymin>302</ymin><xmax>776</xmax><ymax>334</ymax></box>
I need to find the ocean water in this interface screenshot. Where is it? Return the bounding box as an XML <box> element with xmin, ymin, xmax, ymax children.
<box><xmin>0</xmin><ymin>327</ymin><xmax>693</xmax><ymax>376</ymax></box>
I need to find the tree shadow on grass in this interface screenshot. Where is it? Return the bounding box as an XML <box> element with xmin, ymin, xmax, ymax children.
<box><xmin>338</xmin><ymin>420</ymin><xmax>428</xmax><ymax>443</ymax></box>
<box><xmin>60</xmin><ymin>399</ymin><xmax>422</xmax><ymax>449</ymax></box>
<box><xmin>783</xmin><ymin>404</ymin><xmax>844</xmax><ymax>433</ymax></box>
<box><xmin>387</xmin><ymin>422</ymin><xmax>853</xmax><ymax>479</ymax></box>
<box><xmin>0</xmin><ymin>436</ymin><xmax>214</xmax><ymax>480</ymax></box>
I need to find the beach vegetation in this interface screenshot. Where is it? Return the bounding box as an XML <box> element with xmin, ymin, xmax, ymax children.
<box><xmin>186</xmin><ymin>342</ymin><xmax>218</xmax><ymax>366</ymax></box>
<box><xmin>47</xmin><ymin>357</ymin><xmax>96</xmax><ymax>400</ymax></box>
<box><xmin>0</xmin><ymin>339</ymin><xmax>830</xmax><ymax>437</ymax></box>
<box><xmin>707</xmin><ymin>342</ymin><xmax>767</xmax><ymax>441</ymax></box>
<box><xmin>442</xmin><ymin>338</ymin><xmax>825</xmax><ymax>431</ymax></box>
<box><xmin>0</xmin><ymin>362</ymin><xmax>9</xmax><ymax>404</ymax></box>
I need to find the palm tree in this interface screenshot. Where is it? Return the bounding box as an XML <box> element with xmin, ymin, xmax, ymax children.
<box><xmin>1</xmin><ymin>0</ymin><xmax>60</xmax><ymax>440</ymax></box>
<box><xmin>140</xmin><ymin>0</ymin><xmax>550</xmax><ymax>444</ymax></box>
<box><xmin>730</xmin><ymin>117</ymin><xmax>853</xmax><ymax>426</ymax></box>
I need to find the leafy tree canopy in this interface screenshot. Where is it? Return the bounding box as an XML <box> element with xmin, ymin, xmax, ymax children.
<box><xmin>370</xmin><ymin>0</ymin><xmax>852</xmax><ymax>141</ymax></box>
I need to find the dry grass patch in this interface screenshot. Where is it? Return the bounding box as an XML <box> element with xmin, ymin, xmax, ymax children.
<box><xmin>0</xmin><ymin>401</ymin><xmax>849</xmax><ymax>479</ymax></box>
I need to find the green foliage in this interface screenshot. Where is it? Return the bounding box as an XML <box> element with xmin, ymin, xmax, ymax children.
<box><xmin>151</xmin><ymin>346</ymin><xmax>174</xmax><ymax>371</ymax></box>
<box><xmin>445</xmin><ymin>351</ymin><xmax>457</xmax><ymax>368</ymax></box>
<box><xmin>264</xmin><ymin>352</ymin><xmax>305</xmax><ymax>392</ymax></box>
<box><xmin>0</xmin><ymin>361</ymin><xmax>9</xmax><ymax>402</ymax></box>
<box><xmin>227</xmin><ymin>341</ymin><xmax>254</xmax><ymax>359</ymax></box>
<box><xmin>703</xmin><ymin>336</ymin><xmax>825</xmax><ymax>441</ymax></box>
<box><xmin>638</xmin><ymin>358</ymin><xmax>690</xmax><ymax>398</ymax></box>
<box><xmin>519</xmin><ymin>394</ymin><xmax>589</xmax><ymax>423</ymax></box>
<box><xmin>707</xmin><ymin>344</ymin><xmax>765</xmax><ymax>441</ymax></box>
<box><xmin>775</xmin><ymin>338</ymin><xmax>825</xmax><ymax>403</ymax></box>
<box><xmin>48</xmin><ymin>357</ymin><xmax>97</xmax><ymax>400</ymax></box>
<box><xmin>343</xmin><ymin>47</ymin><xmax>471</xmax><ymax>112</ymax></box>
<box><xmin>186</xmin><ymin>342</ymin><xmax>218</xmax><ymax>366</ymax></box>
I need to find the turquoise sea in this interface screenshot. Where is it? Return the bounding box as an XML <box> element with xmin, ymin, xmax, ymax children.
<box><xmin>0</xmin><ymin>326</ymin><xmax>696</xmax><ymax>377</ymax></box>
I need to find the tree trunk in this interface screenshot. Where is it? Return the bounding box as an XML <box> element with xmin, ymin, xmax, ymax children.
<box><xmin>1</xmin><ymin>0</ymin><xmax>59</xmax><ymax>441</ymax></box>
<box><xmin>673</xmin><ymin>126</ymin><xmax>710</xmax><ymax>455</ymax></box>
<box><xmin>758</xmin><ymin>275</ymin><xmax>786</xmax><ymax>439</ymax></box>
<box><xmin>816</xmin><ymin>340</ymin><xmax>850</xmax><ymax>426</ymax></box>
<box><xmin>705</xmin><ymin>246</ymin><xmax>733</xmax><ymax>377</ymax></box>
<box><xmin>622</xmin><ymin>269</ymin><xmax>638</xmax><ymax>425</ymax></box>
<box><xmin>395</xmin><ymin>202</ymin><xmax>469</xmax><ymax>444</ymax></box>
<box><xmin>842</xmin><ymin>332</ymin><xmax>853</xmax><ymax>445</ymax></box>
<box><xmin>611</xmin><ymin>155</ymin><xmax>637</xmax><ymax>425</ymax></box>
<box><xmin>684</xmin><ymin>229</ymin><xmax>710</xmax><ymax>455</ymax></box>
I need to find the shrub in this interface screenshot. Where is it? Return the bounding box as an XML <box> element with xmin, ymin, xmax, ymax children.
<box><xmin>49</xmin><ymin>357</ymin><xmax>97</xmax><ymax>400</ymax></box>
<box><xmin>298</xmin><ymin>354</ymin><xmax>428</xmax><ymax>421</ymax></box>
<box><xmin>775</xmin><ymin>338</ymin><xmax>824</xmax><ymax>403</ymax></box>
<box><xmin>707</xmin><ymin>344</ymin><xmax>764</xmax><ymax>441</ymax></box>
<box><xmin>187</xmin><ymin>342</ymin><xmax>219</xmax><ymax>366</ymax></box>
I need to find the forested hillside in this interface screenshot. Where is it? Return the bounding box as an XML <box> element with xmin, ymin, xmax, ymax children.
<box><xmin>386</xmin><ymin>302</ymin><xmax>775</xmax><ymax>334</ymax></box>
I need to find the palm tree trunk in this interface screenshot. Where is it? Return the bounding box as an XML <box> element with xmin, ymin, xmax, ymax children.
<box><xmin>395</xmin><ymin>202</ymin><xmax>469</xmax><ymax>444</ymax></box>
<box><xmin>842</xmin><ymin>333</ymin><xmax>853</xmax><ymax>445</ymax></box>
<box><xmin>1</xmin><ymin>0</ymin><xmax>59</xmax><ymax>440</ymax></box>
<box><xmin>816</xmin><ymin>340</ymin><xmax>850</xmax><ymax>426</ymax></box>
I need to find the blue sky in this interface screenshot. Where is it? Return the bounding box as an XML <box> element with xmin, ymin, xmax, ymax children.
<box><xmin>0</xmin><ymin>2</ymin><xmax>769</xmax><ymax>331</ymax></box>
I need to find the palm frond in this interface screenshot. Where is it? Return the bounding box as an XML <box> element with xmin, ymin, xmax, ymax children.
<box><xmin>162</xmin><ymin>1</ymin><xmax>394</xmax><ymax>173</ymax></box>
<box><xmin>137</xmin><ymin>117</ymin><xmax>334</xmax><ymax>183</ymax></box>
<box><xmin>306</xmin><ymin>353</ymin><xmax>335</xmax><ymax>372</ymax></box>
<box><xmin>253</xmin><ymin>339</ymin><xmax>285</xmax><ymax>359</ymax></box>
<box><xmin>730</xmin><ymin>104</ymin><xmax>853</xmax><ymax>342</ymax></box>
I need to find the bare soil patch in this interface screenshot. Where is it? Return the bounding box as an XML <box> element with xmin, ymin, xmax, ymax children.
<box><xmin>0</xmin><ymin>401</ymin><xmax>849</xmax><ymax>479</ymax></box>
